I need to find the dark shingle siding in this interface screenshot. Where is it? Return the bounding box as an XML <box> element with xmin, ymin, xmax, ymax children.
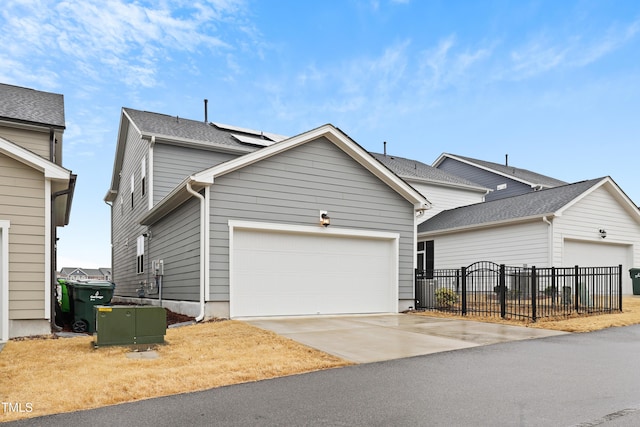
<box><xmin>0</xmin><ymin>83</ymin><xmax>65</xmax><ymax>128</ymax></box>
<box><xmin>419</xmin><ymin>178</ymin><xmax>604</xmax><ymax>232</ymax></box>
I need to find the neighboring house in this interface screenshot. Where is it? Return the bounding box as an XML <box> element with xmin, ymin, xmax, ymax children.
<box><xmin>433</xmin><ymin>153</ymin><xmax>568</xmax><ymax>201</ymax></box>
<box><xmin>370</xmin><ymin>152</ymin><xmax>489</xmax><ymax>222</ymax></box>
<box><xmin>58</xmin><ymin>267</ymin><xmax>112</xmax><ymax>281</ymax></box>
<box><xmin>105</xmin><ymin>108</ymin><xmax>429</xmax><ymax>319</ymax></box>
<box><xmin>0</xmin><ymin>83</ymin><xmax>76</xmax><ymax>341</ymax></box>
<box><xmin>417</xmin><ymin>177</ymin><xmax>640</xmax><ymax>294</ymax></box>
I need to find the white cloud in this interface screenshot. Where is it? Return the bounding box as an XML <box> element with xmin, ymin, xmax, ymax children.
<box><xmin>504</xmin><ymin>18</ymin><xmax>640</xmax><ymax>80</ymax></box>
<box><xmin>0</xmin><ymin>0</ymin><xmax>251</xmax><ymax>90</ymax></box>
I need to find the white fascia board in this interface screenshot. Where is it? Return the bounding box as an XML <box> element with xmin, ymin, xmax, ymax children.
<box><xmin>0</xmin><ymin>136</ymin><xmax>70</xmax><ymax>180</ymax></box>
<box><xmin>192</xmin><ymin>124</ymin><xmax>429</xmax><ymax>206</ymax></box>
<box><xmin>418</xmin><ymin>213</ymin><xmax>556</xmax><ymax>238</ymax></box>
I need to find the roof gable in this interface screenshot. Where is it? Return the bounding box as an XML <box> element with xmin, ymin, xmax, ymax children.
<box><xmin>0</xmin><ymin>83</ymin><xmax>65</xmax><ymax>128</ymax></box>
<box><xmin>0</xmin><ymin>135</ymin><xmax>70</xmax><ymax>180</ymax></box>
<box><xmin>142</xmin><ymin>124</ymin><xmax>430</xmax><ymax>225</ymax></box>
<box><xmin>418</xmin><ymin>178</ymin><xmax>621</xmax><ymax>234</ymax></box>
<box><xmin>192</xmin><ymin>124</ymin><xmax>429</xmax><ymax>205</ymax></box>
<box><xmin>433</xmin><ymin>153</ymin><xmax>567</xmax><ymax>189</ymax></box>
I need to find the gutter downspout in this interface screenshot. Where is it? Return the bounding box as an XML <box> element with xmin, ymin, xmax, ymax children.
<box><xmin>186</xmin><ymin>181</ymin><xmax>206</xmax><ymax>322</ymax></box>
<box><xmin>50</xmin><ymin>174</ymin><xmax>77</xmax><ymax>331</ymax></box>
<box><xmin>543</xmin><ymin>216</ymin><xmax>553</xmax><ymax>266</ymax></box>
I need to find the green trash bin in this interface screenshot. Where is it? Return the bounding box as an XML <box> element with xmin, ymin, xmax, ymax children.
<box><xmin>629</xmin><ymin>269</ymin><xmax>640</xmax><ymax>296</ymax></box>
<box><xmin>68</xmin><ymin>281</ymin><xmax>116</xmax><ymax>334</ymax></box>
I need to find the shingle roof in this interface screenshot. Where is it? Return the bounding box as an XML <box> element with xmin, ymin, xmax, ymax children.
<box><xmin>441</xmin><ymin>153</ymin><xmax>568</xmax><ymax>188</ymax></box>
<box><xmin>124</xmin><ymin>108</ymin><xmax>264</xmax><ymax>151</ymax></box>
<box><xmin>370</xmin><ymin>152</ymin><xmax>488</xmax><ymax>190</ymax></box>
<box><xmin>418</xmin><ymin>178</ymin><xmax>604</xmax><ymax>233</ymax></box>
<box><xmin>0</xmin><ymin>83</ymin><xmax>65</xmax><ymax>128</ymax></box>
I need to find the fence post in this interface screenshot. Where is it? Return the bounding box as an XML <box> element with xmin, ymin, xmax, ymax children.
<box><xmin>414</xmin><ymin>268</ymin><xmax>419</xmax><ymax>310</ymax></box>
<box><xmin>500</xmin><ymin>264</ymin><xmax>506</xmax><ymax>319</ymax></box>
<box><xmin>531</xmin><ymin>266</ymin><xmax>537</xmax><ymax>322</ymax></box>
<box><xmin>574</xmin><ymin>265</ymin><xmax>579</xmax><ymax>313</ymax></box>
<box><xmin>551</xmin><ymin>267</ymin><xmax>556</xmax><ymax>309</ymax></box>
<box><xmin>461</xmin><ymin>267</ymin><xmax>467</xmax><ymax>316</ymax></box>
<box><xmin>619</xmin><ymin>264</ymin><xmax>623</xmax><ymax>312</ymax></box>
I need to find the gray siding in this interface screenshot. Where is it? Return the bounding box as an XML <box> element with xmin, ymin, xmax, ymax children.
<box><xmin>208</xmin><ymin>137</ymin><xmax>416</xmax><ymax>300</ymax></box>
<box><xmin>111</xmin><ymin>124</ymin><xmax>151</xmax><ymax>297</ymax></box>
<box><xmin>437</xmin><ymin>157</ymin><xmax>533</xmax><ymax>201</ymax></box>
<box><xmin>147</xmin><ymin>196</ymin><xmax>201</xmax><ymax>301</ymax></box>
<box><xmin>153</xmin><ymin>143</ymin><xmax>239</xmax><ymax>204</ymax></box>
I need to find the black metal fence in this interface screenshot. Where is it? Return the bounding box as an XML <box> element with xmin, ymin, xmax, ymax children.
<box><xmin>415</xmin><ymin>261</ymin><xmax>623</xmax><ymax>321</ymax></box>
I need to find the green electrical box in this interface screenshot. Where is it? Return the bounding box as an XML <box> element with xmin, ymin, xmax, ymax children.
<box><xmin>95</xmin><ymin>306</ymin><xmax>166</xmax><ymax>347</ymax></box>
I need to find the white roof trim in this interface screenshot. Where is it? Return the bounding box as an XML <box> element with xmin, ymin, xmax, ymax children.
<box><xmin>192</xmin><ymin>124</ymin><xmax>430</xmax><ymax>206</ymax></box>
<box><xmin>0</xmin><ymin>136</ymin><xmax>70</xmax><ymax>180</ymax></box>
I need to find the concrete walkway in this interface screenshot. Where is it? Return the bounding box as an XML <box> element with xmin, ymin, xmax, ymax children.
<box><xmin>245</xmin><ymin>314</ymin><xmax>567</xmax><ymax>363</ymax></box>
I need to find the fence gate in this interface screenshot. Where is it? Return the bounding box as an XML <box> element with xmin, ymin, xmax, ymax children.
<box><xmin>462</xmin><ymin>261</ymin><xmax>504</xmax><ymax>316</ymax></box>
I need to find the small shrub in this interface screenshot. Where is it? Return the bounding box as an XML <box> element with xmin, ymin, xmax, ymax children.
<box><xmin>435</xmin><ymin>288</ymin><xmax>458</xmax><ymax>308</ymax></box>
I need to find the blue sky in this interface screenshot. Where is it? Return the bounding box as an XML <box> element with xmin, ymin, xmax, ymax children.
<box><xmin>1</xmin><ymin>0</ymin><xmax>639</xmax><ymax>268</ymax></box>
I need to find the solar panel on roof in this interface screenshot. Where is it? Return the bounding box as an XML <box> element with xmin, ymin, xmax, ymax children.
<box><xmin>212</xmin><ymin>122</ymin><xmax>288</xmax><ymax>143</ymax></box>
<box><xmin>230</xmin><ymin>133</ymin><xmax>276</xmax><ymax>147</ymax></box>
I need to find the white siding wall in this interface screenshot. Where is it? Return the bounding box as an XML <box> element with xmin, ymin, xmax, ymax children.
<box><xmin>410</xmin><ymin>182</ymin><xmax>484</xmax><ymax>223</ymax></box>
<box><xmin>430</xmin><ymin>221</ymin><xmax>550</xmax><ymax>269</ymax></box>
<box><xmin>553</xmin><ymin>184</ymin><xmax>640</xmax><ymax>292</ymax></box>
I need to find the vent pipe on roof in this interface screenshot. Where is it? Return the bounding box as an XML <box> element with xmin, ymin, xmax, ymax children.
<box><xmin>384</xmin><ymin>141</ymin><xmax>387</xmax><ymax>156</ymax></box>
<box><xmin>204</xmin><ymin>99</ymin><xmax>208</xmax><ymax>123</ymax></box>
<box><xmin>505</xmin><ymin>154</ymin><xmax>508</xmax><ymax>167</ymax></box>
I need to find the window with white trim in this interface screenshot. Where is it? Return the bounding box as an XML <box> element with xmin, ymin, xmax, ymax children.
<box><xmin>136</xmin><ymin>235</ymin><xmax>144</xmax><ymax>274</ymax></box>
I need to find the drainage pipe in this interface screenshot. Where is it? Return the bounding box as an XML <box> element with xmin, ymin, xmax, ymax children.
<box><xmin>543</xmin><ymin>216</ymin><xmax>553</xmax><ymax>266</ymax></box>
<box><xmin>186</xmin><ymin>181</ymin><xmax>206</xmax><ymax>322</ymax></box>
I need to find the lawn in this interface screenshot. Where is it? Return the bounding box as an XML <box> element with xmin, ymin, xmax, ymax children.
<box><xmin>2</xmin><ymin>296</ymin><xmax>640</xmax><ymax>422</ymax></box>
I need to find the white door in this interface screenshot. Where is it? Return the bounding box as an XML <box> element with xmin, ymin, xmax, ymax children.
<box><xmin>230</xmin><ymin>225</ymin><xmax>398</xmax><ymax>318</ymax></box>
<box><xmin>563</xmin><ymin>239</ymin><xmax>632</xmax><ymax>294</ymax></box>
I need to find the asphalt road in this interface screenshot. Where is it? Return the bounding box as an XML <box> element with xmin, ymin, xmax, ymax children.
<box><xmin>6</xmin><ymin>325</ymin><xmax>640</xmax><ymax>426</ymax></box>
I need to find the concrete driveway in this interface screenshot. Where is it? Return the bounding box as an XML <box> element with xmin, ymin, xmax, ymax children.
<box><xmin>245</xmin><ymin>314</ymin><xmax>566</xmax><ymax>363</ymax></box>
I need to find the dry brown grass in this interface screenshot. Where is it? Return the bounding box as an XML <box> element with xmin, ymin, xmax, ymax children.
<box><xmin>3</xmin><ymin>297</ymin><xmax>640</xmax><ymax>422</ymax></box>
<box><xmin>0</xmin><ymin>320</ymin><xmax>350</xmax><ymax>423</ymax></box>
<box><xmin>415</xmin><ymin>296</ymin><xmax>640</xmax><ymax>333</ymax></box>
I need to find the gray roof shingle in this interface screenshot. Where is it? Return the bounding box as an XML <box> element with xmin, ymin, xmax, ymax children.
<box><xmin>370</xmin><ymin>152</ymin><xmax>488</xmax><ymax>189</ymax></box>
<box><xmin>418</xmin><ymin>178</ymin><xmax>604</xmax><ymax>233</ymax></box>
<box><xmin>0</xmin><ymin>83</ymin><xmax>65</xmax><ymax>128</ymax></box>
<box><xmin>124</xmin><ymin>108</ymin><xmax>265</xmax><ymax>151</ymax></box>
<box><xmin>444</xmin><ymin>154</ymin><xmax>568</xmax><ymax>188</ymax></box>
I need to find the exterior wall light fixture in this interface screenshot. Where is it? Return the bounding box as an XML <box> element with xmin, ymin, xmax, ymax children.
<box><xmin>599</xmin><ymin>229</ymin><xmax>607</xmax><ymax>239</ymax></box>
<box><xmin>320</xmin><ymin>211</ymin><xmax>331</xmax><ymax>227</ymax></box>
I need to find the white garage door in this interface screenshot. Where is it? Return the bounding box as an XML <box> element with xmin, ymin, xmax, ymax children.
<box><xmin>563</xmin><ymin>239</ymin><xmax>632</xmax><ymax>293</ymax></box>
<box><xmin>230</xmin><ymin>225</ymin><xmax>398</xmax><ymax>318</ymax></box>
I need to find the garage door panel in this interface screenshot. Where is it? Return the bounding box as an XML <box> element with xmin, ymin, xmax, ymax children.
<box><xmin>232</xmin><ymin>229</ymin><xmax>396</xmax><ymax>317</ymax></box>
<box><xmin>563</xmin><ymin>239</ymin><xmax>632</xmax><ymax>294</ymax></box>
